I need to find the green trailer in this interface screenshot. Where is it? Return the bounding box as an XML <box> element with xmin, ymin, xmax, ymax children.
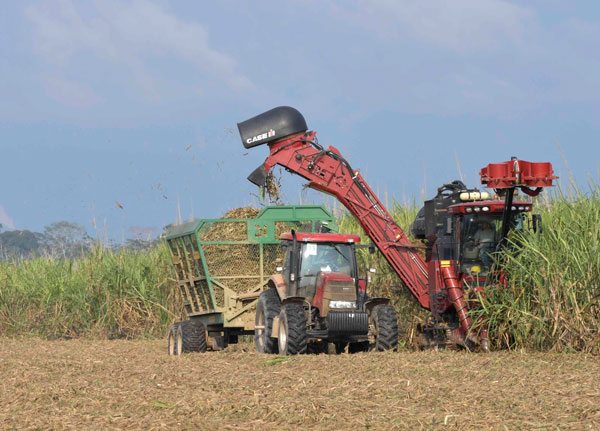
<box><xmin>164</xmin><ymin>205</ymin><xmax>337</xmax><ymax>353</ymax></box>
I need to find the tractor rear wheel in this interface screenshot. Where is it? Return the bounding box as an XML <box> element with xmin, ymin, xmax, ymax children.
<box><xmin>180</xmin><ymin>320</ymin><xmax>207</xmax><ymax>353</ymax></box>
<box><xmin>278</xmin><ymin>303</ymin><xmax>307</xmax><ymax>355</ymax></box>
<box><xmin>368</xmin><ymin>304</ymin><xmax>399</xmax><ymax>351</ymax></box>
<box><xmin>255</xmin><ymin>288</ymin><xmax>281</xmax><ymax>353</ymax></box>
<box><xmin>167</xmin><ymin>323</ymin><xmax>182</xmax><ymax>356</ymax></box>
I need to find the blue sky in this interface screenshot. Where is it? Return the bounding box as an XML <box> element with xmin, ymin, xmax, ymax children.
<box><xmin>1</xmin><ymin>0</ymin><xmax>599</xmax><ymax>240</ymax></box>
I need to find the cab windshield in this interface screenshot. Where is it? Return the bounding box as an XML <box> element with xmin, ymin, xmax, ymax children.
<box><xmin>299</xmin><ymin>243</ymin><xmax>355</xmax><ymax>279</ymax></box>
<box><xmin>460</xmin><ymin>212</ymin><xmax>525</xmax><ymax>271</ymax></box>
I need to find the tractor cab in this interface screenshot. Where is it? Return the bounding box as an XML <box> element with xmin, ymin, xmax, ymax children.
<box><xmin>279</xmin><ymin>232</ymin><xmax>362</xmax><ymax>310</ymax></box>
<box><xmin>255</xmin><ymin>230</ymin><xmax>398</xmax><ymax>355</ymax></box>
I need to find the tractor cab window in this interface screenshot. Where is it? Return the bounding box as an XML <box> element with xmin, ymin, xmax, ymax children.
<box><xmin>299</xmin><ymin>243</ymin><xmax>355</xmax><ymax>282</ymax></box>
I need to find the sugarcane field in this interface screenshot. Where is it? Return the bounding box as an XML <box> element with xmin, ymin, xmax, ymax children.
<box><xmin>2</xmin><ymin>2</ymin><xmax>600</xmax><ymax>430</ymax></box>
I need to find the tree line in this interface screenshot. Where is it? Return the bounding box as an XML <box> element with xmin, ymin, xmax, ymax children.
<box><xmin>0</xmin><ymin>221</ymin><xmax>159</xmax><ymax>260</ymax></box>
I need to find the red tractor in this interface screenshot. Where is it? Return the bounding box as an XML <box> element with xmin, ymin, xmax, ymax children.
<box><xmin>238</xmin><ymin>106</ymin><xmax>557</xmax><ymax>350</ymax></box>
<box><xmin>255</xmin><ymin>231</ymin><xmax>398</xmax><ymax>354</ymax></box>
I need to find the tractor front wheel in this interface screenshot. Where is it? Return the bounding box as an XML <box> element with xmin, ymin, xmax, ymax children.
<box><xmin>368</xmin><ymin>304</ymin><xmax>399</xmax><ymax>351</ymax></box>
<box><xmin>278</xmin><ymin>303</ymin><xmax>307</xmax><ymax>355</ymax></box>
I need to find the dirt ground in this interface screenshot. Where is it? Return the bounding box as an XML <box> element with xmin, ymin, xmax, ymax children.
<box><xmin>0</xmin><ymin>339</ymin><xmax>598</xmax><ymax>430</ymax></box>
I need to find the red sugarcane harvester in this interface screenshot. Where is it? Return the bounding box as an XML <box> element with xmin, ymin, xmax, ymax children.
<box><xmin>238</xmin><ymin>106</ymin><xmax>557</xmax><ymax>350</ymax></box>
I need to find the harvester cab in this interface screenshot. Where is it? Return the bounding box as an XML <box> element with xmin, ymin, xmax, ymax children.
<box><xmin>255</xmin><ymin>230</ymin><xmax>399</xmax><ymax>355</ymax></box>
<box><xmin>411</xmin><ymin>179</ymin><xmax>540</xmax><ymax>276</ymax></box>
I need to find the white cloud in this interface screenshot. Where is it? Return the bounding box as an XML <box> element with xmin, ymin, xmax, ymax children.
<box><xmin>24</xmin><ymin>0</ymin><xmax>253</xmax><ymax>109</ymax></box>
<box><xmin>337</xmin><ymin>0</ymin><xmax>533</xmax><ymax>53</ymax></box>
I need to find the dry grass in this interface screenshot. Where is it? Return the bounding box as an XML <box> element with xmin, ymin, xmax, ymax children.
<box><xmin>1</xmin><ymin>338</ymin><xmax>599</xmax><ymax>430</ymax></box>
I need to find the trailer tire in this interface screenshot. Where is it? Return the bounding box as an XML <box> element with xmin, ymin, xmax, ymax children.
<box><xmin>180</xmin><ymin>320</ymin><xmax>207</xmax><ymax>353</ymax></box>
<box><xmin>255</xmin><ymin>288</ymin><xmax>281</xmax><ymax>354</ymax></box>
<box><xmin>167</xmin><ymin>323</ymin><xmax>182</xmax><ymax>356</ymax></box>
<box><xmin>278</xmin><ymin>303</ymin><xmax>307</xmax><ymax>355</ymax></box>
<box><xmin>369</xmin><ymin>304</ymin><xmax>399</xmax><ymax>351</ymax></box>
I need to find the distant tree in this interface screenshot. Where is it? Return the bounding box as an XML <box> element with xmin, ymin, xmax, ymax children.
<box><xmin>124</xmin><ymin>226</ymin><xmax>159</xmax><ymax>251</ymax></box>
<box><xmin>124</xmin><ymin>238</ymin><xmax>158</xmax><ymax>251</ymax></box>
<box><xmin>41</xmin><ymin>221</ymin><xmax>92</xmax><ymax>258</ymax></box>
<box><xmin>0</xmin><ymin>230</ymin><xmax>44</xmax><ymax>259</ymax></box>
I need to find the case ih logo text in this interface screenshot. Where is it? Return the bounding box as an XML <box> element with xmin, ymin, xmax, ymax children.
<box><xmin>246</xmin><ymin>129</ymin><xmax>275</xmax><ymax>144</ymax></box>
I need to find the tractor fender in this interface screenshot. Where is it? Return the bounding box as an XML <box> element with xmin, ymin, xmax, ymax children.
<box><xmin>281</xmin><ymin>296</ymin><xmax>308</xmax><ymax>306</ymax></box>
<box><xmin>364</xmin><ymin>297</ymin><xmax>391</xmax><ymax>313</ymax></box>
<box><xmin>267</xmin><ymin>274</ymin><xmax>287</xmax><ymax>301</ymax></box>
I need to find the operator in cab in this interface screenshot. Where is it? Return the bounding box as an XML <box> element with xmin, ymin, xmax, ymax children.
<box><xmin>473</xmin><ymin>221</ymin><xmax>496</xmax><ymax>267</ymax></box>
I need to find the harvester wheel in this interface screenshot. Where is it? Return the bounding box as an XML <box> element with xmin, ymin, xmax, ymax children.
<box><xmin>278</xmin><ymin>303</ymin><xmax>307</xmax><ymax>355</ymax></box>
<box><xmin>180</xmin><ymin>320</ymin><xmax>207</xmax><ymax>353</ymax></box>
<box><xmin>368</xmin><ymin>304</ymin><xmax>399</xmax><ymax>351</ymax></box>
<box><xmin>255</xmin><ymin>288</ymin><xmax>281</xmax><ymax>354</ymax></box>
<box><xmin>167</xmin><ymin>323</ymin><xmax>182</xmax><ymax>356</ymax></box>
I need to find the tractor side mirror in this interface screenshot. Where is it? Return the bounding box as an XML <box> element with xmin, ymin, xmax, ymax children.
<box><xmin>276</xmin><ymin>266</ymin><xmax>283</xmax><ymax>273</ymax></box>
<box><xmin>532</xmin><ymin>214</ymin><xmax>542</xmax><ymax>233</ymax></box>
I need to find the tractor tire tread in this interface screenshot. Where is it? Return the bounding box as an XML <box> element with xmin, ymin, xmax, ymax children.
<box><xmin>255</xmin><ymin>288</ymin><xmax>281</xmax><ymax>353</ymax></box>
<box><xmin>282</xmin><ymin>303</ymin><xmax>307</xmax><ymax>355</ymax></box>
<box><xmin>180</xmin><ymin>320</ymin><xmax>207</xmax><ymax>353</ymax></box>
<box><xmin>372</xmin><ymin>304</ymin><xmax>399</xmax><ymax>351</ymax></box>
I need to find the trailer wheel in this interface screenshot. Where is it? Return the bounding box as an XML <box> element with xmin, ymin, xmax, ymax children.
<box><xmin>278</xmin><ymin>303</ymin><xmax>307</xmax><ymax>355</ymax></box>
<box><xmin>255</xmin><ymin>288</ymin><xmax>281</xmax><ymax>353</ymax></box>
<box><xmin>180</xmin><ymin>320</ymin><xmax>207</xmax><ymax>353</ymax></box>
<box><xmin>369</xmin><ymin>304</ymin><xmax>399</xmax><ymax>351</ymax></box>
<box><xmin>167</xmin><ymin>323</ymin><xmax>182</xmax><ymax>356</ymax></box>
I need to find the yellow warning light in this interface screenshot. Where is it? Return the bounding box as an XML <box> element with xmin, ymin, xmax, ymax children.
<box><xmin>470</xmin><ymin>265</ymin><xmax>482</xmax><ymax>274</ymax></box>
<box><xmin>440</xmin><ymin>260</ymin><xmax>451</xmax><ymax>268</ymax></box>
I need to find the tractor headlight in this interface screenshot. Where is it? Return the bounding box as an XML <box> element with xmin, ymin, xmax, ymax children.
<box><xmin>329</xmin><ymin>300</ymin><xmax>356</xmax><ymax>309</ymax></box>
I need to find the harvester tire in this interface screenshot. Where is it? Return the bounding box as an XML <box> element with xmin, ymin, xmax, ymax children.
<box><xmin>255</xmin><ymin>288</ymin><xmax>281</xmax><ymax>354</ymax></box>
<box><xmin>369</xmin><ymin>304</ymin><xmax>399</xmax><ymax>351</ymax></box>
<box><xmin>167</xmin><ymin>323</ymin><xmax>182</xmax><ymax>356</ymax></box>
<box><xmin>278</xmin><ymin>303</ymin><xmax>307</xmax><ymax>355</ymax></box>
<box><xmin>180</xmin><ymin>320</ymin><xmax>207</xmax><ymax>353</ymax></box>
